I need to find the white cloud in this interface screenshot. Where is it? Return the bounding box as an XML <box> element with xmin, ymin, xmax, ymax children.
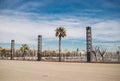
<box><xmin>92</xmin><ymin>20</ymin><xmax>120</xmax><ymax>41</ymax></box>
<box><xmin>0</xmin><ymin>11</ymin><xmax>120</xmax><ymax>45</ymax></box>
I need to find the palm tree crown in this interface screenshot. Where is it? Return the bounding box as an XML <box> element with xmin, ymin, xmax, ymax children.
<box><xmin>20</xmin><ymin>44</ymin><xmax>30</xmax><ymax>59</ymax></box>
<box><xmin>55</xmin><ymin>27</ymin><xmax>66</xmax><ymax>38</ymax></box>
<box><xmin>20</xmin><ymin>44</ymin><xmax>29</xmax><ymax>52</ymax></box>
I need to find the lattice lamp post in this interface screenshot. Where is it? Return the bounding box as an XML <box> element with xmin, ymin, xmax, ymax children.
<box><xmin>37</xmin><ymin>35</ymin><xmax>42</xmax><ymax>61</ymax></box>
<box><xmin>86</xmin><ymin>27</ymin><xmax>92</xmax><ymax>62</ymax></box>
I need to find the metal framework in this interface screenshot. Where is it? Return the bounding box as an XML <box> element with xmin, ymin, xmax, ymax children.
<box><xmin>11</xmin><ymin>40</ymin><xmax>15</xmax><ymax>60</ymax></box>
<box><xmin>86</xmin><ymin>27</ymin><xmax>92</xmax><ymax>62</ymax></box>
<box><xmin>37</xmin><ymin>35</ymin><xmax>42</xmax><ymax>61</ymax></box>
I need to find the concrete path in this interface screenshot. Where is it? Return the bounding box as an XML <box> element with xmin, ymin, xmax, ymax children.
<box><xmin>0</xmin><ymin>60</ymin><xmax>120</xmax><ymax>81</ymax></box>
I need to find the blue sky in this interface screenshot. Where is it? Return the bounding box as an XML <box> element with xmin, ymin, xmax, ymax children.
<box><xmin>0</xmin><ymin>0</ymin><xmax>120</xmax><ymax>51</ymax></box>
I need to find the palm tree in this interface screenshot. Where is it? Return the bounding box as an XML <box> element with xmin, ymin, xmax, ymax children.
<box><xmin>20</xmin><ymin>44</ymin><xmax>30</xmax><ymax>60</ymax></box>
<box><xmin>0</xmin><ymin>48</ymin><xmax>6</xmax><ymax>59</ymax></box>
<box><xmin>0</xmin><ymin>48</ymin><xmax>9</xmax><ymax>59</ymax></box>
<box><xmin>55</xmin><ymin>27</ymin><xmax>66</xmax><ymax>62</ymax></box>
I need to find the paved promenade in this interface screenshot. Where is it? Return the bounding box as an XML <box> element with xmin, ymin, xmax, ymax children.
<box><xmin>0</xmin><ymin>60</ymin><xmax>120</xmax><ymax>81</ymax></box>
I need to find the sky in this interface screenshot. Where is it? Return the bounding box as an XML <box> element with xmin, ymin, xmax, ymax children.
<box><xmin>0</xmin><ymin>0</ymin><xmax>120</xmax><ymax>51</ymax></box>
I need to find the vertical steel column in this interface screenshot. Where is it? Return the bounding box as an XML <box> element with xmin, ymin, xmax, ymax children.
<box><xmin>37</xmin><ymin>35</ymin><xmax>42</xmax><ymax>61</ymax></box>
<box><xmin>11</xmin><ymin>40</ymin><xmax>15</xmax><ymax>60</ymax></box>
<box><xmin>86</xmin><ymin>27</ymin><xmax>92</xmax><ymax>62</ymax></box>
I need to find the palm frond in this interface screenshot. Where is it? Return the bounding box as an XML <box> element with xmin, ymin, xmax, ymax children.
<box><xmin>55</xmin><ymin>27</ymin><xmax>66</xmax><ymax>38</ymax></box>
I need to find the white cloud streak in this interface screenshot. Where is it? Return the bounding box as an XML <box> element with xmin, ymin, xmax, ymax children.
<box><xmin>0</xmin><ymin>10</ymin><xmax>120</xmax><ymax>45</ymax></box>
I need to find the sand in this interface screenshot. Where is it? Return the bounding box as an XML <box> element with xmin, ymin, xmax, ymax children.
<box><xmin>0</xmin><ymin>60</ymin><xmax>120</xmax><ymax>81</ymax></box>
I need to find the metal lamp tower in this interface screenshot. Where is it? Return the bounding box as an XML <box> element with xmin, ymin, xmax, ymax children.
<box><xmin>86</xmin><ymin>27</ymin><xmax>92</xmax><ymax>62</ymax></box>
<box><xmin>11</xmin><ymin>40</ymin><xmax>15</xmax><ymax>60</ymax></box>
<box><xmin>37</xmin><ymin>35</ymin><xmax>42</xmax><ymax>61</ymax></box>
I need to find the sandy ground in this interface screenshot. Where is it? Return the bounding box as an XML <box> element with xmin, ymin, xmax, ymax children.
<box><xmin>0</xmin><ymin>60</ymin><xmax>120</xmax><ymax>81</ymax></box>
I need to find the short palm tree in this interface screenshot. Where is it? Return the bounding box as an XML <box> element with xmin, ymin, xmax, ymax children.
<box><xmin>55</xmin><ymin>27</ymin><xmax>66</xmax><ymax>62</ymax></box>
<box><xmin>0</xmin><ymin>48</ymin><xmax>7</xmax><ymax>59</ymax></box>
<box><xmin>20</xmin><ymin>44</ymin><xmax>29</xmax><ymax>60</ymax></box>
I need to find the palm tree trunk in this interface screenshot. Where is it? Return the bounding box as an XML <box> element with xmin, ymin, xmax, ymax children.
<box><xmin>59</xmin><ymin>36</ymin><xmax>61</xmax><ymax>62</ymax></box>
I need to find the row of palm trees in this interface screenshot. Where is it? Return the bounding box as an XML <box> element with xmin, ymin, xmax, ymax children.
<box><xmin>0</xmin><ymin>44</ymin><xmax>31</xmax><ymax>59</ymax></box>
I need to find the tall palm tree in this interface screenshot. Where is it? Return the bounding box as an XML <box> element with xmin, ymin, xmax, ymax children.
<box><xmin>55</xmin><ymin>27</ymin><xmax>66</xmax><ymax>62</ymax></box>
<box><xmin>20</xmin><ymin>44</ymin><xmax>29</xmax><ymax>60</ymax></box>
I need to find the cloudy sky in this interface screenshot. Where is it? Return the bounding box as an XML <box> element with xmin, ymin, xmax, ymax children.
<box><xmin>0</xmin><ymin>0</ymin><xmax>120</xmax><ymax>51</ymax></box>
